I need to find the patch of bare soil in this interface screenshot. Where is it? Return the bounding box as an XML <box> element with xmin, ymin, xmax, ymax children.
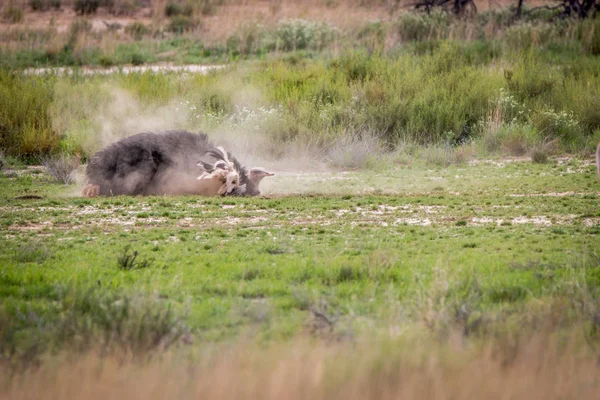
<box><xmin>24</xmin><ymin>64</ymin><xmax>224</xmax><ymax>76</ymax></box>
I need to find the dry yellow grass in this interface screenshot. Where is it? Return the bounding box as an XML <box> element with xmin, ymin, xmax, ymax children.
<box><xmin>2</xmin><ymin>331</ymin><xmax>599</xmax><ymax>400</ymax></box>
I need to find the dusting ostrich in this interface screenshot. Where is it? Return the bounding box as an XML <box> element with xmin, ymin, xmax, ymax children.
<box><xmin>83</xmin><ymin>130</ymin><xmax>273</xmax><ymax>197</ymax></box>
<box><xmin>196</xmin><ymin>146</ymin><xmax>240</xmax><ymax>195</ymax></box>
<box><xmin>198</xmin><ymin>147</ymin><xmax>274</xmax><ymax>196</ymax></box>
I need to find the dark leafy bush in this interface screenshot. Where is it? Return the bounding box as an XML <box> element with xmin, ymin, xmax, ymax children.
<box><xmin>74</xmin><ymin>0</ymin><xmax>100</xmax><ymax>15</ymax></box>
<box><xmin>130</xmin><ymin>52</ymin><xmax>147</xmax><ymax>65</ymax></box>
<box><xmin>30</xmin><ymin>0</ymin><xmax>48</xmax><ymax>11</ymax></box>
<box><xmin>117</xmin><ymin>246</ymin><xmax>153</xmax><ymax>270</ymax></box>
<box><xmin>165</xmin><ymin>2</ymin><xmax>192</xmax><ymax>17</ymax></box>
<box><xmin>167</xmin><ymin>16</ymin><xmax>198</xmax><ymax>34</ymax></box>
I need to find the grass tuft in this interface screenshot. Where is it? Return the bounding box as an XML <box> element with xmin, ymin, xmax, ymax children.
<box><xmin>117</xmin><ymin>246</ymin><xmax>152</xmax><ymax>271</ymax></box>
<box><xmin>41</xmin><ymin>154</ymin><xmax>79</xmax><ymax>184</ymax></box>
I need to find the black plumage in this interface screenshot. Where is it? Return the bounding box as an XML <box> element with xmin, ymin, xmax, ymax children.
<box><xmin>85</xmin><ymin>130</ymin><xmax>259</xmax><ymax>196</ymax></box>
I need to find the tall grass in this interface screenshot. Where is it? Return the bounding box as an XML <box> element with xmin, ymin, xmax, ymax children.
<box><xmin>2</xmin><ymin>330</ymin><xmax>599</xmax><ymax>400</ymax></box>
<box><xmin>2</xmin><ymin>37</ymin><xmax>600</xmax><ymax>163</ymax></box>
<box><xmin>0</xmin><ymin>70</ymin><xmax>58</xmax><ymax>159</ymax></box>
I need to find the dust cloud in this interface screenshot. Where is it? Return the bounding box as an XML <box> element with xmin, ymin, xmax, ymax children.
<box><xmin>65</xmin><ymin>81</ymin><xmax>337</xmax><ymax>197</ymax></box>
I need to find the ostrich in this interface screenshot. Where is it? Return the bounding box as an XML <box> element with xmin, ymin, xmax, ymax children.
<box><xmin>197</xmin><ymin>146</ymin><xmax>241</xmax><ymax>195</ymax></box>
<box><xmin>198</xmin><ymin>147</ymin><xmax>274</xmax><ymax>196</ymax></box>
<box><xmin>82</xmin><ymin>130</ymin><xmax>273</xmax><ymax>197</ymax></box>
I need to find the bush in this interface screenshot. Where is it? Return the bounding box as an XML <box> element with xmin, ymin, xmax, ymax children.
<box><xmin>98</xmin><ymin>54</ymin><xmax>114</xmax><ymax>66</ymax></box>
<box><xmin>396</xmin><ymin>9</ymin><xmax>451</xmax><ymax>42</ymax></box>
<box><xmin>165</xmin><ymin>2</ymin><xmax>192</xmax><ymax>17</ymax></box>
<box><xmin>30</xmin><ymin>0</ymin><xmax>61</xmax><ymax>11</ymax></box>
<box><xmin>275</xmin><ymin>19</ymin><xmax>337</xmax><ymax>51</ymax></box>
<box><xmin>117</xmin><ymin>246</ymin><xmax>152</xmax><ymax>270</ymax></box>
<box><xmin>107</xmin><ymin>0</ymin><xmax>138</xmax><ymax>16</ymax></box>
<box><xmin>125</xmin><ymin>21</ymin><xmax>150</xmax><ymax>40</ymax></box>
<box><xmin>130</xmin><ymin>52</ymin><xmax>147</xmax><ymax>65</ymax></box>
<box><xmin>167</xmin><ymin>16</ymin><xmax>198</xmax><ymax>34</ymax></box>
<box><xmin>74</xmin><ymin>0</ymin><xmax>99</xmax><ymax>15</ymax></box>
<box><xmin>327</xmin><ymin>131</ymin><xmax>383</xmax><ymax>169</ymax></box>
<box><xmin>30</xmin><ymin>0</ymin><xmax>47</xmax><ymax>11</ymax></box>
<box><xmin>41</xmin><ymin>154</ymin><xmax>79</xmax><ymax>184</ymax></box>
<box><xmin>531</xmin><ymin>109</ymin><xmax>581</xmax><ymax>147</ymax></box>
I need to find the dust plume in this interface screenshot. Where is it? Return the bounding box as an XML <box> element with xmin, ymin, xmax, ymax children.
<box><xmin>59</xmin><ymin>80</ymin><xmax>364</xmax><ymax>197</ymax></box>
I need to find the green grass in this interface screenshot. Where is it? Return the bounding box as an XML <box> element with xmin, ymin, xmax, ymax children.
<box><xmin>2</xmin><ymin>47</ymin><xmax>600</xmax><ymax>162</ymax></box>
<box><xmin>1</xmin><ymin>158</ymin><xmax>599</xmax><ymax>362</ymax></box>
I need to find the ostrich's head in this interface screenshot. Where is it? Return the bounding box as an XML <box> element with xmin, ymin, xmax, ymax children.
<box><xmin>249</xmin><ymin>167</ymin><xmax>274</xmax><ymax>187</ymax></box>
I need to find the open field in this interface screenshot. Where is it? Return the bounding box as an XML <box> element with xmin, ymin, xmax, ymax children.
<box><xmin>2</xmin><ymin>0</ymin><xmax>600</xmax><ymax>396</ymax></box>
<box><xmin>1</xmin><ymin>155</ymin><xmax>600</xmax><ymax>397</ymax></box>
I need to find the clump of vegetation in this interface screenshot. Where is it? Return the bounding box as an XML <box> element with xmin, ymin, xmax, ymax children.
<box><xmin>117</xmin><ymin>246</ymin><xmax>153</xmax><ymax>270</ymax></box>
<box><xmin>167</xmin><ymin>15</ymin><xmax>198</xmax><ymax>34</ymax></box>
<box><xmin>530</xmin><ymin>138</ymin><xmax>556</xmax><ymax>164</ymax></box>
<box><xmin>74</xmin><ymin>0</ymin><xmax>100</xmax><ymax>15</ymax></box>
<box><xmin>125</xmin><ymin>21</ymin><xmax>150</xmax><ymax>40</ymax></box>
<box><xmin>0</xmin><ymin>70</ymin><xmax>59</xmax><ymax>158</ymax></box>
<box><xmin>14</xmin><ymin>240</ymin><xmax>51</xmax><ymax>264</ymax></box>
<box><xmin>275</xmin><ymin>19</ymin><xmax>337</xmax><ymax>51</ymax></box>
<box><xmin>30</xmin><ymin>0</ymin><xmax>61</xmax><ymax>11</ymax></box>
<box><xmin>327</xmin><ymin>131</ymin><xmax>382</xmax><ymax>169</ymax></box>
<box><xmin>2</xmin><ymin>7</ymin><xmax>24</xmax><ymax>23</ymax></box>
<box><xmin>0</xmin><ymin>288</ymin><xmax>190</xmax><ymax>367</ymax></box>
<box><xmin>41</xmin><ymin>154</ymin><xmax>79</xmax><ymax>184</ymax></box>
<box><xmin>106</xmin><ymin>0</ymin><xmax>139</xmax><ymax>16</ymax></box>
<box><xmin>165</xmin><ymin>2</ymin><xmax>193</xmax><ymax>17</ymax></box>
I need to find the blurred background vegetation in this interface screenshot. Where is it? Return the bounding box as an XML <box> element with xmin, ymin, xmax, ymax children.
<box><xmin>1</xmin><ymin>0</ymin><xmax>599</xmax><ymax>164</ymax></box>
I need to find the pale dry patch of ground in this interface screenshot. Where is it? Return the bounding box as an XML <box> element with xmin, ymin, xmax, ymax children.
<box><xmin>24</xmin><ymin>64</ymin><xmax>225</xmax><ymax>76</ymax></box>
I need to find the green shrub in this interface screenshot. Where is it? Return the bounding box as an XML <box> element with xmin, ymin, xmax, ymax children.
<box><xmin>275</xmin><ymin>19</ymin><xmax>337</xmax><ymax>51</ymax></box>
<box><xmin>167</xmin><ymin>16</ymin><xmax>198</xmax><ymax>34</ymax></box>
<box><xmin>74</xmin><ymin>0</ymin><xmax>99</xmax><ymax>15</ymax></box>
<box><xmin>531</xmin><ymin>109</ymin><xmax>581</xmax><ymax>148</ymax></box>
<box><xmin>30</xmin><ymin>0</ymin><xmax>48</xmax><ymax>11</ymax></box>
<box><xmin>396</xmin><ymin>9</ymin><xmax>451</xmax><ymax>42</ymax></box>
<box><xmin>125</xmin><ymin>21</ymin><xmax>150</xmax><ymax>40</ymax></box>
<box><xmin>98</xmin><ymin>54</ymin><xmax>114</xmax><ymax>66</ymax></box>
<box><xmin>505</xmin><ymin>58</ymin><xmax>558</xmax><ymax>101</ymax></box>
<box><xmin>165</xmin><ymin>2</ymin><xmax>192</xmax><ymax>17</ymax></box>
<box><xmin>130</xmin><ymin>52</ymin><xmax>147</xmax><ymax>65</ymax></box>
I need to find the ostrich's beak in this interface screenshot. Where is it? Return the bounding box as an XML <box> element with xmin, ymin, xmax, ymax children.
<box><xmin>265</xmin><ymin>172</ymin><xmax>275</xmax><ymax>177</ymax></box>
